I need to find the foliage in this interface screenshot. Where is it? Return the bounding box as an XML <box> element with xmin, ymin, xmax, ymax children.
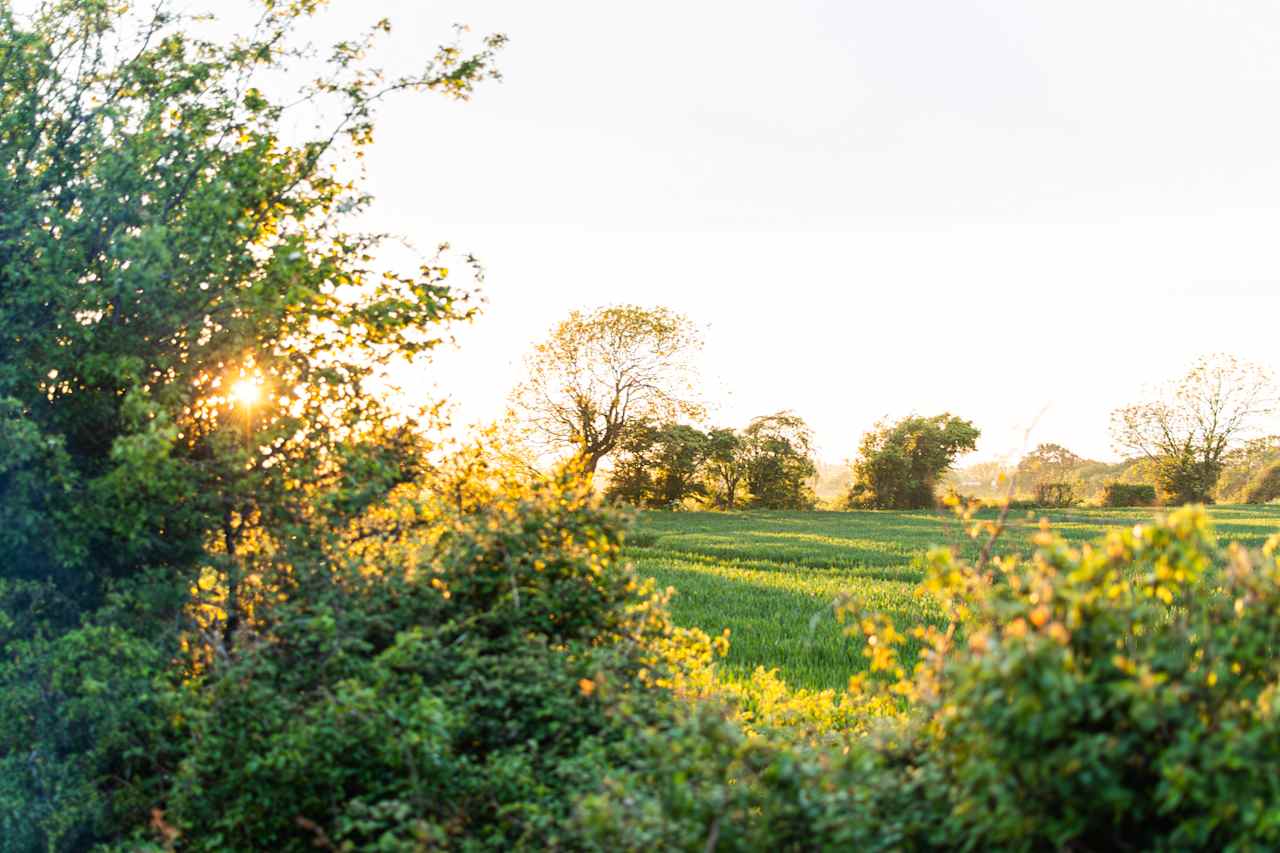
<box><xmin>740</xmin><ymin>412</ymin><xmax>817</xmax><ymax>510</ymax></box>
<box><xmin>1016</xmin><ymin>442</ymin><xmax>1083</xmax><ymax>493</ymax></box>
<box><xmin>626</xmin><ymin>505</ymin><xmax>1280</xmax><ymax>691</ymax></box>
<box><xmin>1111</xmin><ymin>354</ymin><xmax>1277</xmax><ymax>504</ymax></box>
<box><xmin>847</xmin><ymin>413</ymin><xmax>980</xmax><ymax>509</ymax></box>
<box><xmin>1033</xmin><ymin>481</ymin><xmax>1077</xmax><ymax>508</ymax></box>
<box><xmin>510</xmin><ymin>306</ymin><xmax>703</xmax><ymax>475</ymax></box>
<box><xmin>3</xmin><ymin>471</ymin><xmax>716</xmax><ymax>851</ymax></box>
<box><xmin>1104</xmin><ymin>482</ymin><xmax>1157</xmax><ymax>507</ymax></box>
<box><xmin>1219</xmin><ymin>436</ymin><xmax>1280</xmax><ymax>502</ymax></box>
<box><xmin>0</xmin><ymin>573</ymin><xmax>190</xmax><ymax>853</ymax></box>
<box><xmin>889</xmin><ymin>508</ymin><xmax>1280</xmax><ymax>849</ymax></box>
<box><xmin>605</xmin><ymin>422</ymin><xmax>710</xmax><ymax>508</ymax></box>
<box><xmin>0</xmin><ymin>0</ymin><xmax>503</xmax><ymax>620</ymax></box>
<box><xmin>702</xmin><ymin>427</ymin><xmax>747</xmax><ymax>510</ymax></box>
<box><xmin>1246</xmin><ymin>462</ymin><xmax>1280</xmax><ymax>504</ymax></box>
<box><xmin>596</xmin><ymin>507</ymin><xmax>1280</xmax><ymax>851</ymax></box>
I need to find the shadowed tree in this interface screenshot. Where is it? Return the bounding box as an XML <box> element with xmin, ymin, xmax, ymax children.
<box><xmin>604</xmin><ymin>421</ymin><xmax>710</xmax><ymax>508</ymax></box>
<box><xmin>1111</xmin><ymin>354</ymin><xmax>1277</xmax><ymax>504</ymax></box>
<box><xmin>848</xmin><ymin>414</ymin><xmax>980</xmax><ymax>509</ymax></box>
<box><xmin>741</xmin><ymin>412</ymin><xmax>817</xmax><ymax>510</ymax></box>
<box><xmin>704</xmin><ymin>427</ymin><xmax>747</xmax><ymax>510</ymax></box>
<box><xmin>511</xmin><ymin>305</ymin><xmax>702</xmax><ymax>476</ymax></box>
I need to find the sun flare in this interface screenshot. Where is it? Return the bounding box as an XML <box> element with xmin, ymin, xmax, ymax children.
<box><xmin>230</xmin><ymin>378</ymin><xmax>262</xmax><ymax>407</ymax></box>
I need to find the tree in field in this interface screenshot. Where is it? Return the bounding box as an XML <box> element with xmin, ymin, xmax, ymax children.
<box><xmin>0</xmin><ymin>0</ymin><xmax>504</xmax><ymax>620</ymax></box>
<box><xmin>740</xmin><ymin>412</ymin><xmax>817</xmax><ymax>510</ymax></box>
<box><xmin>848</xmin><ymin>414</ymin><xmax>980</xmax><ymax>509</ymax></box>
<box><xmin>511</xmin><ymin>305</ymin><xmax>703</xmax><ymax>476</ymax></box>
<box><xmin>703</xmin><ymin>427</ymin><xmax>747</xmax><ymax>509</ymax></box>
<box><xmin>1016</xmin><ymin>443</ymin><xmax>1084</xmax><ymax>493</ymax></box>
<box><xmin>604</xmin><ymin>421</ymin><xmax>710</xmax><ymax>508</ymax></box>
<box><xmin>1110</xmin><ymin>354</ymin><xmax>1277</xmax><ymax>504</ymax></box>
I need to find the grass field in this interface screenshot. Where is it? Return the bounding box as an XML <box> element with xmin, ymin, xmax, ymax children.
<box><xmin>626</xmin><ymin>505</ymin><xmax>1280</xmax><ymax>691</ymax></box>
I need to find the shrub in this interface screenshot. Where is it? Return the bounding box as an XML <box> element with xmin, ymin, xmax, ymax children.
<box><xmin>121</xmin><ymin>475</ymin><xmax>700</xmax><ymax>851</ymax></box>
<box><xmin>1033</xmin><ymin>481</ymin><xmax>1077</xmax><ymax>508</ymax></box>
<box><xmin>1103</xmin><ymin>482</ymin><xmax>1157</xmax><ymax>506</ymax></box>
<box><xmin>0</xmin><ymin>581</ymin><xmax>179</xmax><ymax>853</ymax></box>
<box><xmin>888</xmin><ymin>509</ymin><xmax>1280</xmax><ymax>849</ymax></box>
<box><xmin>1246</xmin><ymin>462</ymin><xmax>1280</xmax><ymax>504</ymax></box>
<box><xmin>584</xmin><ymin>508</ymin><xmax>1280</xmax><ymax>851</ymax></box>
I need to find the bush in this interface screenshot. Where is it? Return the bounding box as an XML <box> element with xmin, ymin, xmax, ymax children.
<box><xmin>0</xmin><ymin>581</ymin><xmax>178</xmax><ymax>853</ymax></box>
<box><xmin>1246</xmin><ymin>462</ymin><xmax>1280</xmax><ymax>504</ymax></box>
<box><xmin>584</xmin><ymin>509</ymin><xmax>1280</xmax><ymax>851</ymax></box>
<box><xmin>1033</xmin><ymin>481</ymin><xmax>1077</xmax><ymax>508</ymax></box>
<box><xmin>1103</xmin><ymin>482</ymin><xmax>1157</xmax><ymax>506</ymax></box>
<box><xmin>122</xmin><ymin>475</ymin><xmax>698</xmax><ymax>851</ymax></box>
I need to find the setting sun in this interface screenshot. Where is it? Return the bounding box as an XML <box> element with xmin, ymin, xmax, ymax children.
<box><xmin>230</xmin><ymin>378</ymin><xmax>261</xmax><ymax>407</ymax></box>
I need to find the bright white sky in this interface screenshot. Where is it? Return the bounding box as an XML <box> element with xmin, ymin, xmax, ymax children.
<box><xmin>274</xmin><ymin>2</ymin><xmax>1280</xmax><ymax>463</ymax></box>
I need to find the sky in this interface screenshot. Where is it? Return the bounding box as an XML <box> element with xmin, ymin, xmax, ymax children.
<box><xmin>232</xmin><ymin>1</ymin><xmax>1280</xmax><ymax>463</ymax></box>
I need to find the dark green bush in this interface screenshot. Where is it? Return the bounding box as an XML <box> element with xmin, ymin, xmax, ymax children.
<box><xmin>1103</xmin><ymin>482</ymin><xmax>1157</xmax><ymax>506</ymax></box>
<box><xmin>0</xmin><ymin>581</ymin><xmax>178</xmax><ymax>853</ymax></box>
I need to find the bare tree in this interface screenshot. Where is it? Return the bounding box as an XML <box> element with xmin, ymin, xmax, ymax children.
<box><xmin>511</xmin><ymin>305</ymin><xmax>703</xmax><ymax>476</ymax></box>
<box><xmin>1110</xmin><ymin>354</ymin><xmax>1277</xmax><ymax>503</ymax></box>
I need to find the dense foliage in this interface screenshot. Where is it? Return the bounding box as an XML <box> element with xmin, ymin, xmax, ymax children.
<box><xmin>0</xmin><ymin>0</ymin><xmax>504</xmax><ymax>614</ymax></box>
<box><xmin>739</xmin><ymin>412</ymin><xmax>817</xmax><ymax>510</ymax></box>
<box><xmin>1033</xmin><ymin>480</ymin><xmax>1078</xmax><ymax>507</ymax></box>
<box><xmin>588</xmin><ymin>508</ymin><xmax>1280</xmax><ymax>851</ymax></box>
<box><xmin>848</xmin><ymin>413</ymin><xmax>980</xmax><ymax>509</ymax></box>
<box><xmin>1104</xmin><ymin>482</ymin><xmax>1158</xmax><ymax>507</ymax></box>
<box><xmin>605</xmin><ymin>421</ymin><xmax>710</xmax><ymax>508</ymax></box>
<box><xmin>603</xmin><ymin>413</ymin><xmax>818</xmax><ymax>511</ymax></box>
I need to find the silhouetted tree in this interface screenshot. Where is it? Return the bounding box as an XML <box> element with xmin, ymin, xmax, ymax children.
<box><xmin>511</xmin><ymin>306</ymin><xmax>702</xmax><ymax>476</ymax></box>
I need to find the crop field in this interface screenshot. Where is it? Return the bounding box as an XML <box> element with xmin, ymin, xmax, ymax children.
<box><xmin>626</xmin><ymin>505</ymin><xmax>1280</xmax><ymax>691</ymax></box>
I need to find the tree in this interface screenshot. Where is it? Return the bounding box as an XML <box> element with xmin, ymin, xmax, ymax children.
<box><xmin>0</xmin><ymin>1</ymin><xmax>504</xmax><ymax>624</ymax></box>
<box><xmin>703</xmin><ymin>427</ymin><xmax>747</xmax><ymax>509</ymax></box>
<box><xmin>1016</xmin><ymin>443</ymin><xmax>1084</xmax><ymax>493</ymax></box>
<box><xmin>740</xmin><ymin>412</ymin><xmax>817</xmax><ymax>510</ymax></box>
<box><xmin>511</xmin><ymin>305</ymin><xmax>703</xmax><ymax>476</ymax></box>
<box><xmin>848</xmin><ymin>414</ymin><xmax>980</xmax><ymax>509</ymax></box>
<box><xmin>0</xmin><ymin>6</ymin><xmax>505</xmax><ymax>845</ymax></box>
<box><xmin>1111</xmin><ymin>354</ymin><xmax>1277</xmax><ymax>504</ymax></box>
<box><xmin>604</xmin><ymin>421</ymin><xmax>709</xmax><ymax>508</ymax></box>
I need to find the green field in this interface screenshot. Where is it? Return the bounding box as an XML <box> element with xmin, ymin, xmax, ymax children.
<box><xmin>626</xmin><ymin>505</ymin><xmax>1280</xmax><ymax>691</ymax></box>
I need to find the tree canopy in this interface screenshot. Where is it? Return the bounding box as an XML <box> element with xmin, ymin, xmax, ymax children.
<box><xmin>1111</xmin><ymin>354</ymin><xmax>1277</xmax><ymax>504</ymax></box>
<box><xmin>848</xmin><ymin>414</ymin><xmax>980</xmax><ymax>509</ymax></box>
<box><xmin>510</xmin><ymin>305</ymin><xmax>703</xmax><ymax>475</ymax></box>
<box><xmin>604</xmin><ymin>421</ymin><xmax>710</xmax><ymax>508</ymax></box>
<box><xmin>740</xmin><ymin>411</ymin><xmax>817</xmax><ymax>510</ymax></box>
<box><xmin>0</xmin><ymin>0</ymin><xmax>504</xmax><ymax>618</ymax></box>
